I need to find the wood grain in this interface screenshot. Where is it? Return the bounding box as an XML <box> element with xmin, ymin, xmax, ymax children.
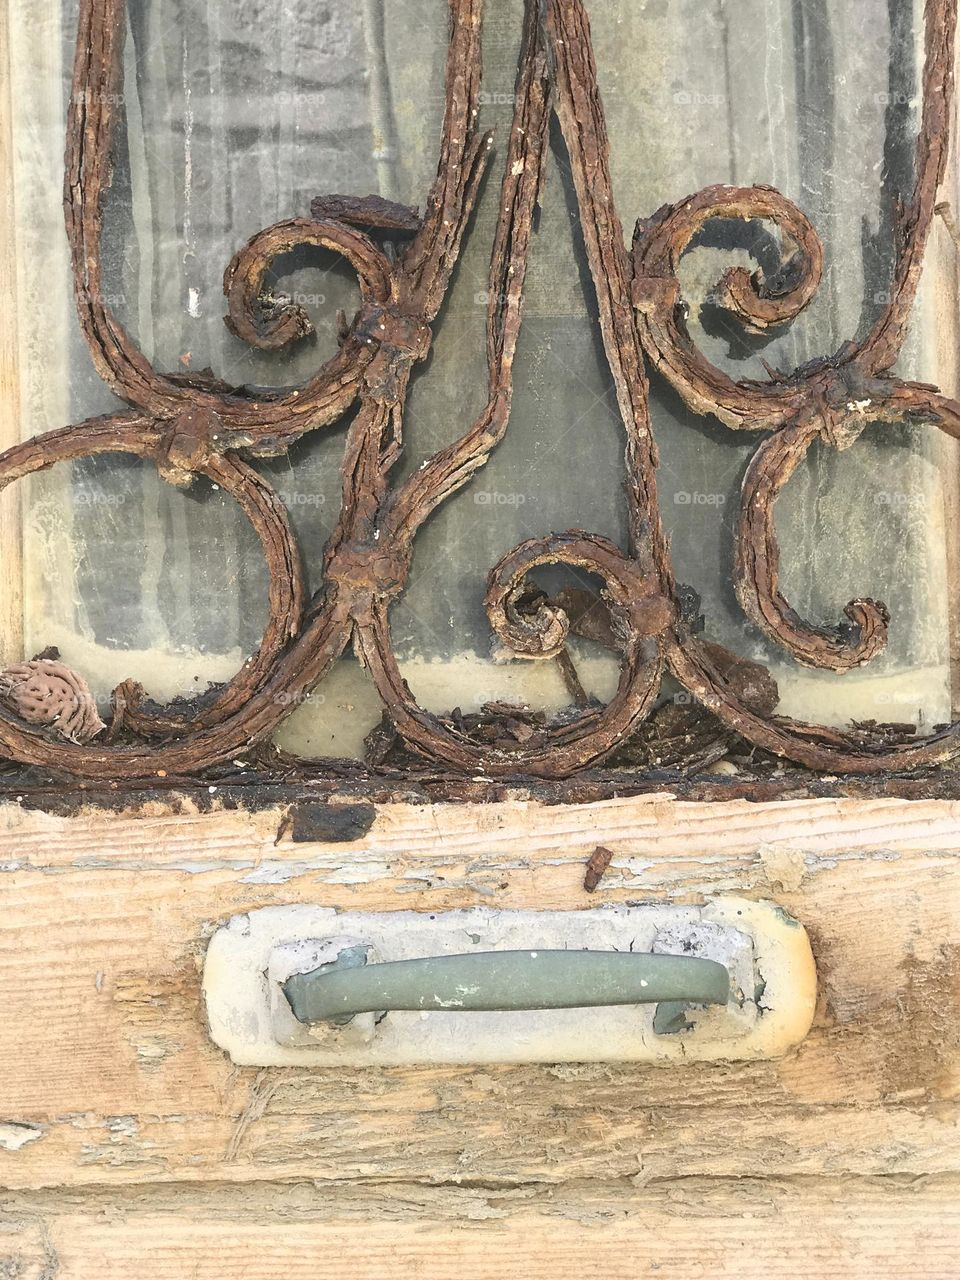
<box><xmin>1</xmin><ymin>1176</ymin><xmax>958</xmax><ymax>1278</ymax></box>
<box><xmin>0</xmin><ymin>793</ymin><xmax>956</xmax><ymax>1191</ymax></box>
<box><xmin>0</xmin><ymin>0</ymin><xmax>23</xmax><ymax>666</ymax></box>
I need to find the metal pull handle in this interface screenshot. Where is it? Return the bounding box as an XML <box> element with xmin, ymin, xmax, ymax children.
<box><xmin>283</xmin><ymin>950</ymin><xmax>730</xmax><ymax>1024</ymax></box>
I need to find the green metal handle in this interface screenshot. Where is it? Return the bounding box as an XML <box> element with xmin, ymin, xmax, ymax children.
<box><xmin>283</xmin><ymin>950</ymin><xmax>730</xmax><ymax>1024</ymax></box>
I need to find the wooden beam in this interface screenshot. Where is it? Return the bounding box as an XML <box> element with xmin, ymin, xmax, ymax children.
<box><xmin>1</xmin><ymin>1176</ymin><xmax>958</xmax><ymax>1278</ymax></box>
<box><xmin>0</xmin><ymin>794</ymin><xmax>956</xmax><ymax>1189</ymax></box>
<box><xmin>0</xmin><ymin>0</ymin><xmax>23</xmax><ymax>665</ymax></box>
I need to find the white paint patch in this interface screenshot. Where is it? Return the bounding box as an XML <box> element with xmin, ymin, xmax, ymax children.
<box><xmin>0</xmin><ymin>1122</ymin><xmax>44</xmax><ymax>1151</ymax></box>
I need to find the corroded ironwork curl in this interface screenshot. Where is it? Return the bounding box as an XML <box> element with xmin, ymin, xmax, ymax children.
<box><xmin>632</xmin><ymin>184</ymin><xmax>825</xmax><ymax>430</ymax></box>
<box><xmin>1</xmin><ymin>0</ymin><xmax>959</xmax><ymax>781</ymax></box>
<box><xmin>734</xmin><ymin>413</ymin><xmax>892</xmax><ymax>673</ymax></box>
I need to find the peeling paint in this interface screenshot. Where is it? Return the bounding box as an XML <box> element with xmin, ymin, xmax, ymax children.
<box><xmin>758</xmin><ymin>845</ymin><xmax>806</xmax><ymax>892</ymax></box>
<box><xmin>0</xmin><ymin>1122</ymin><xmax>44</xmax><ymax>1152</ymax></box>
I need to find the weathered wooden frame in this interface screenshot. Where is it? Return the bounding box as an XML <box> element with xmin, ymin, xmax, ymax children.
<box><xmin>1</xmin><ymin>11</ymin><xmax>959</xmax><ymax>1260</ymax></box>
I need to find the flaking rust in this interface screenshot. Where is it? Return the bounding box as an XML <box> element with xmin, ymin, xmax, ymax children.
<box><xmin>583</xmin><ymin>846</ymin><xmax>614</xmax><ymax>894</ymax></box>
<box><xmin>0</xmin><ymin>0</ymin><xmax>957</xmax><ymax>788</ymax></box>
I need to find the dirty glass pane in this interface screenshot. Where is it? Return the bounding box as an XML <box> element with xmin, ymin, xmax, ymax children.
<box><xmin>8</xmin><ymin>0</ymin><xmax>954</xmax><ymax>759</ymax></box>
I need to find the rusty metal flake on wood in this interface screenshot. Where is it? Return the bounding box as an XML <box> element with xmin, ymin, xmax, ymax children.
<box><xmin>0</xmin><ymin>0</ymin><xmax>956</xmax><ymax>783</ymax></box>
<box><xmin>583</xmin><ymin>845</ymin><xmax>614</xmax><ymax>894</ymax></box>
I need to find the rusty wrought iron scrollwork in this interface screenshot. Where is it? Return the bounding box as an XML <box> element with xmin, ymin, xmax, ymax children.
<box><xmin>2</xmin><ymin>0</ymin><xmax>960</xmax><ymax>780</ymax></box>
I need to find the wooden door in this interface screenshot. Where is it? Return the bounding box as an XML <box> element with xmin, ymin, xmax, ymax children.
<box><xmin>1</xmin><ymin>791</ymin><xmax>958</xmax><ymax>1277</ymax></box>
<box><xmin>1</xmin><ymin>1</ymin><xmax>960</xmax><ymax>1273</ymax></box>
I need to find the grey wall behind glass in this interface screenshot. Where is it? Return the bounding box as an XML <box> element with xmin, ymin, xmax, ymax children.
<box><xmin>14</xmin><ymin>0</ymin><xmax>952</xmax><ymax>753</ymax></box>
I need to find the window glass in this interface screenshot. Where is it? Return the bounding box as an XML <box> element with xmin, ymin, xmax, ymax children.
<box><xmin>9</xmin><ymin>0</ymin><xmax>953</xmax><ymax>759</ymax></box>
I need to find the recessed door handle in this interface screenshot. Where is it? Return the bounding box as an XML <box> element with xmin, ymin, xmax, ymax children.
<box><xmin>283</xmin><ymin>949</ymin><xmax>730</xmax><ymax>1024</ymax></box>
<box><xmin>203</xmin><ymin>901</ymin><xmax>817</xmax><ymax>1066</ymax></box>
